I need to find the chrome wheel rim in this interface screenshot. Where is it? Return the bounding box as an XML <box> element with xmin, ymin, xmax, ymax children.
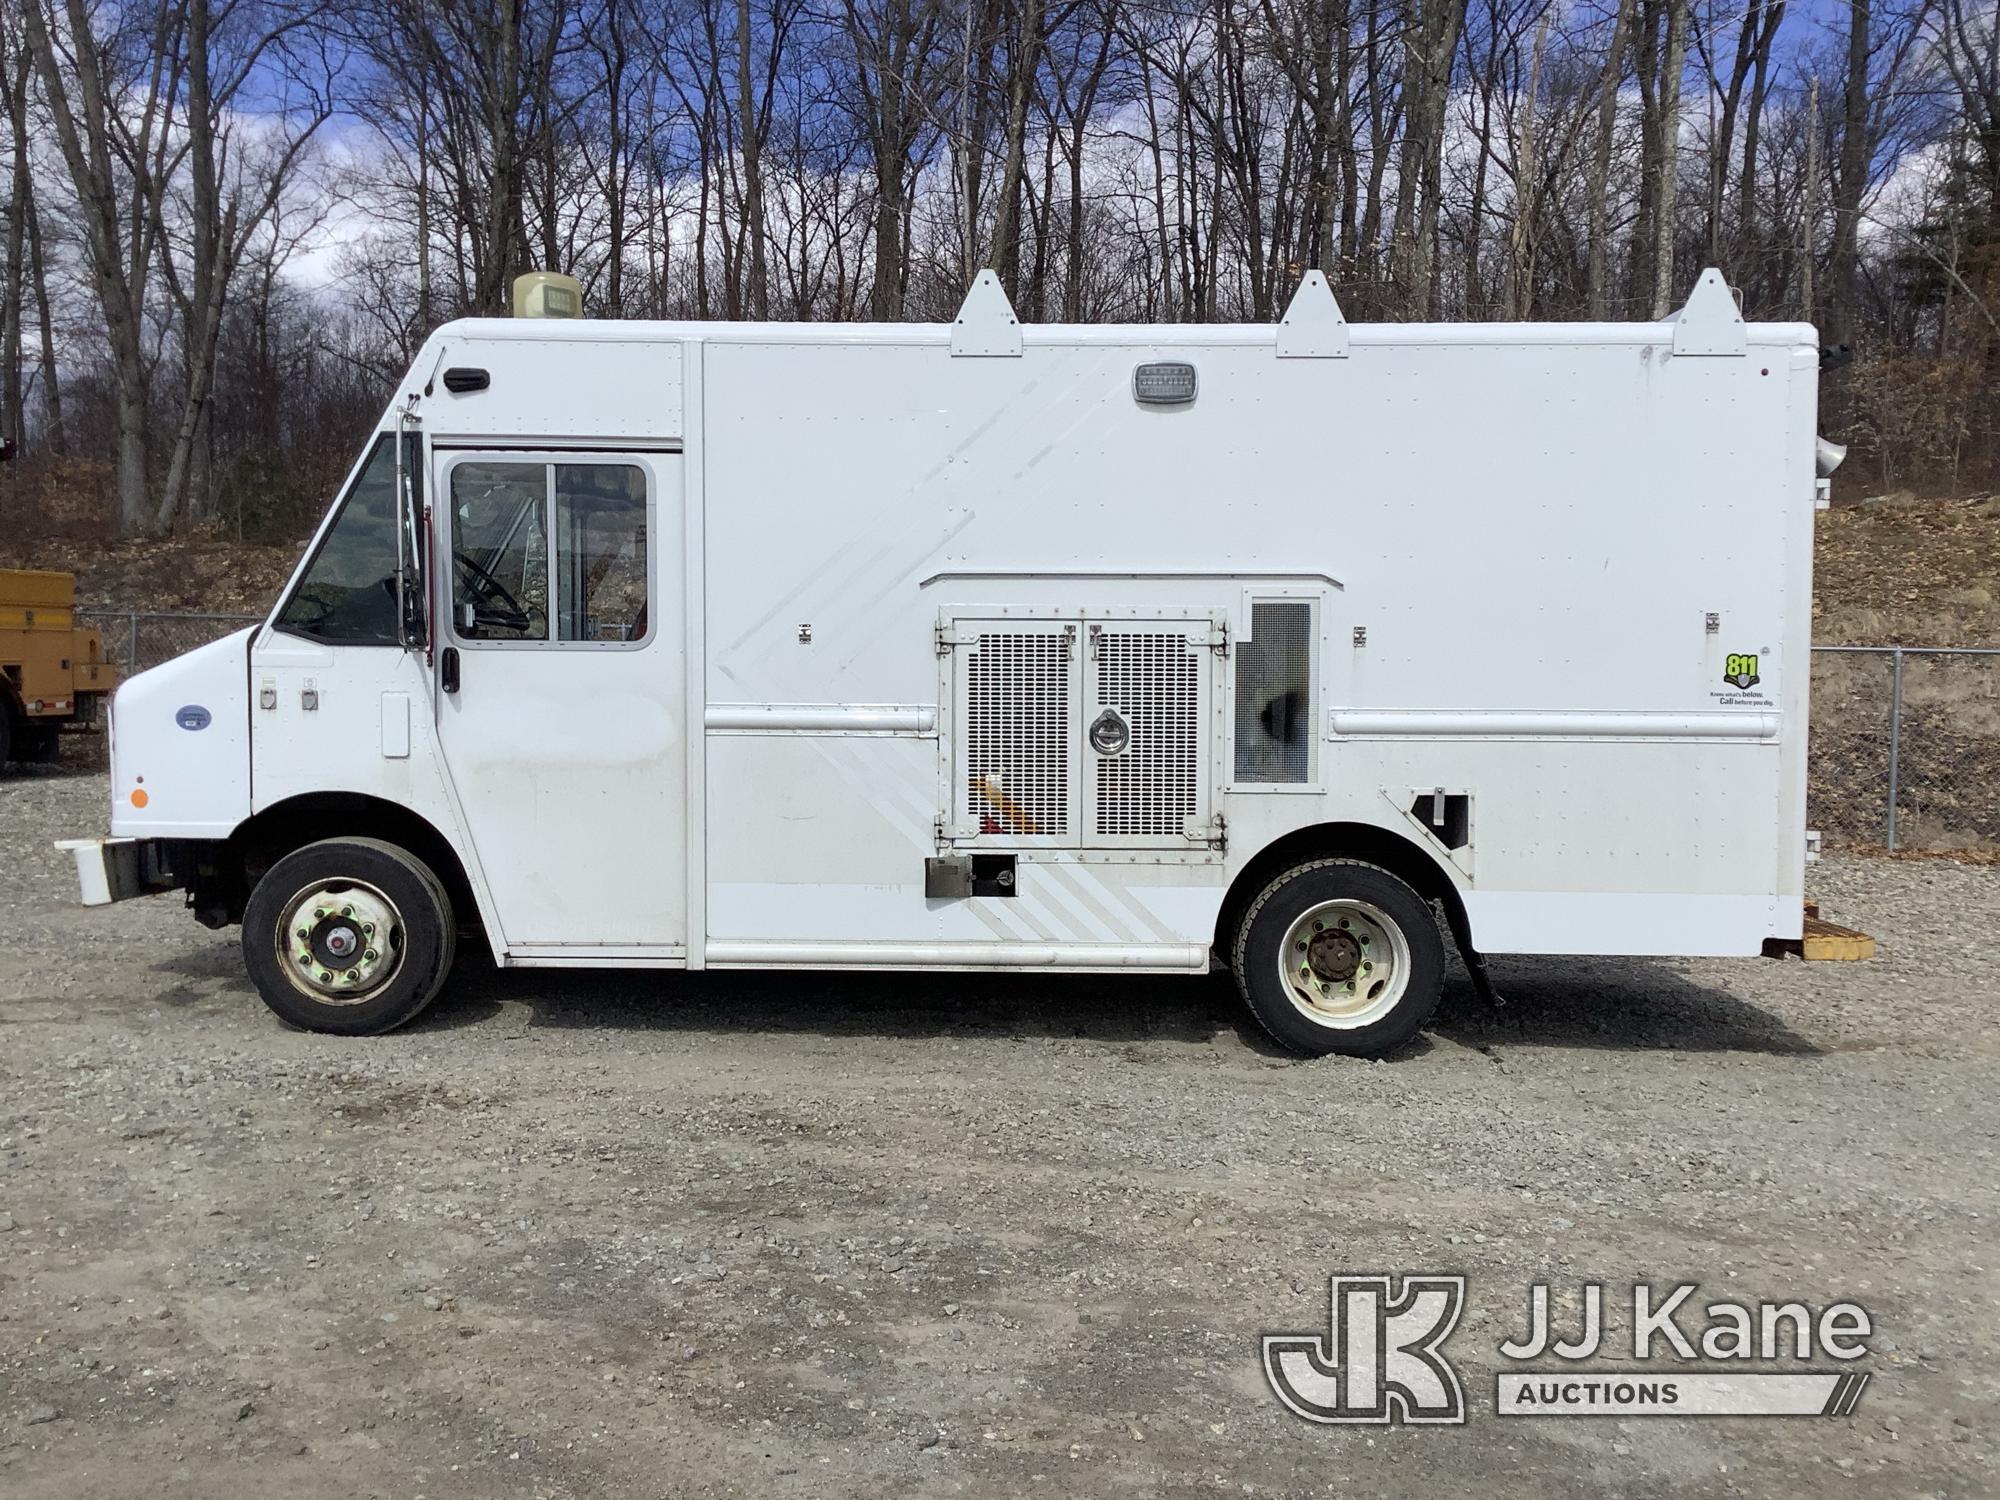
<box><xmin>275</xmin><ymin>879</ymin><xmax>405</xmax><ymax>1005</ymax></box>
<box><xmin>1276</xmin><ymin>898</ymin><xmax>1410</xmax><ymax>1029</ymax></box>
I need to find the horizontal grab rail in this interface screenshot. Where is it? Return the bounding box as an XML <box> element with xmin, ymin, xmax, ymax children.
<box><xmin>706</xmin><ymin>703</ymin><xmax>937</xmax><ymax>733</ymax></box>
<box><xmin>1330</xmin><ymin>709</ymin><xmax>1779</xmax><ymax>740</ymax></box>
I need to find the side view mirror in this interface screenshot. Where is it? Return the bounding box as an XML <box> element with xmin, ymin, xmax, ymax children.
<box><xmin>457</xmin><ymin>601</ymin><xmax>477</xmax><ymax>634</ymax></box>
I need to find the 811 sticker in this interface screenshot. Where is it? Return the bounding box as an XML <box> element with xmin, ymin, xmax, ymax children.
<box><xmin>1711</xmin><ymin>648</ymin><xmax>1775</xmax><ymax>709</ymax></box>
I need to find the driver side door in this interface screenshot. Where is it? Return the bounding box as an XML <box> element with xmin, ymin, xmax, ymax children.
<box><xmin>432</xmin><ymin>450</ymin><xmax>686</xmax><ymax>954</ymax></box>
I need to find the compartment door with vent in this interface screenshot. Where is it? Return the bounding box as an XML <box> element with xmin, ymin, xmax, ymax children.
<box><xmin>942</xmin><ymin>617</ymin><xmax>1083</xmax><ymax>847</ymax></box>
<box><xmin>1083</xmin><ymin>617</ymin><xmax>1222</xmax><ymax>849</ymax></box>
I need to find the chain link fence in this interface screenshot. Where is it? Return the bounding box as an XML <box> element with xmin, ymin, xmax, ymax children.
<box><xmin>1810</xmin><ymin>646</ymin><xmax>2000</xmax><ymax>851</ymax></box>
<box><xmin>76</xmin><ymin>610</ymin><xmax>264</xmax><ymax>675</ymax></box>
<box><xmin>63</xmin><ymin>612</ymin><xmax>2000</xmax><ymax>853</ymax></box>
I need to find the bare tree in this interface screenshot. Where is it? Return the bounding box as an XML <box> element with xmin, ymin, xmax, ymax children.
<box><xmin>1395</xmin><ymin>0</ymin><xmax>1472</xmax><ymax>315</ymax></box>
<box><xmin>18</xmin><ymin>0</ymin><xmax>174</xmax><ymax>530</ymax></box>
<box><xmin>10</xmin><ymin>0</ymin><xmax>2000</xmax><ymax>536</ymax></box>
<box><xmin>1584</xmin><ymin>0</ymin><xmax>1634</xmax><ymax>316</ymax></box>
<box><xmin>0</xmin><ymin>16</ymin><xmax>32</xmax><ymax>451</ymax></box>
<box><xmin>1648</xmin><ymin>0</ymin><xmax>1686</xmax><ymax>318</ymax></box>
<box><xmin>838</xmin><ymin>0</ymin><xmax>949</xmax><ymax>319</ymax></box>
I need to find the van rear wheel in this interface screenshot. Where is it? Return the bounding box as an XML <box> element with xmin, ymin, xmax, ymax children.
<box><xmin>241</xmin><ymin>837</ymin><xmax>456</xmax><ymax>1035</ymax></box>
<box><xmin>1231</xmin><ymin>859</ymin><xmax>1444</xmax><ymax>1057</ymax></box>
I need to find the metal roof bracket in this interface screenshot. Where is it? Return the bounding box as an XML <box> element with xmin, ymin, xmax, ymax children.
<box><xmin>1276</xmin><ymin>270</ymin><xmax>1350</xmax><ymax>358</ymax></box>
<box><xmin>1672</xmin><ymin>267</ymin><xmax>1747</xmax><ymax>357</ymax></box>
<box><xmin>950</xmin><ymin>270</ymin><xmax>1023</xmax><ymax>357</ymax></box>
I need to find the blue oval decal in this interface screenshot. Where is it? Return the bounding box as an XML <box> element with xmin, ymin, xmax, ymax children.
<box><xmin>175</xmin><ymin>704</ymin><xmax>212</xmax><ymax>732</ymax></box>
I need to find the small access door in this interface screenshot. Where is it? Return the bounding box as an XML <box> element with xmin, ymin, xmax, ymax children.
<box><xmin>941</xmin><ymin>609</ymin><xmax>1221</xmax><ymax>851</ymax></box>
<box><xmin>1081</xmin><ymin>615</ymin><xmax>1222</xmax><ymax>849</ymax></box>
<box><xmin>434</xmin><ymin>451</ymin><xmax>685</xmax><ymax>951</ymax></box>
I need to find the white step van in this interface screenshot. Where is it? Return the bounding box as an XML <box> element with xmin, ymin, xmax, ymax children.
<box><xmin>59</xmin><ymin>268</ymin><xmax>1835</xmax><ymax>1055</ymax></box>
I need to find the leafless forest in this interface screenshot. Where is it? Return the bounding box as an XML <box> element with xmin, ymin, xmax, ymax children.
<box><xmin>1</xmin><ymin>0</ymin><xmax>1996</xmax><ymax>541</ymax></box>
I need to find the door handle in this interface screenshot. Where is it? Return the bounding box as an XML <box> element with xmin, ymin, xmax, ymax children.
<box><xmin>441</xmin><ymin>646</ymin><xmax>460</xmax><ymax>694</ymax></box>
<box><xmin>1088</xmin><ymin>707</ymin><xmax>1131</xmax><ymax>756</ymax></box>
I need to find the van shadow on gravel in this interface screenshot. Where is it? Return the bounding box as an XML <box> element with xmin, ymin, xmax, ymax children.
<box><xmin>402</xmin><ymin>952</ymin><xmax>1819</xmax><ymax>1059</ymax></box>
<box><xmin>416</xmin><ymin>964</ymin><xmax>1259</xmax><ymax>1050</ymax></box>
<box><xmin>1432</xmin><ymin>955</ymin><xmax>1821</xmax><ymax>1056</ymax></box>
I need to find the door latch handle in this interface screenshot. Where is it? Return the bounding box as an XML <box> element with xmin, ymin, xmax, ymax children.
<box><xmin>441</xmin><ymin>646</ymin><xmax>460</xmax><ymax>695</ymax></box>
<box><xmin>1088</xmin><ymin>707</ymin><xmax>1131</xmax><ymax>756</ymax></box>
<box><xmin>300</xmin><ymin>678</ymin><xmax>319</xmax><ymax>712</ymax></box>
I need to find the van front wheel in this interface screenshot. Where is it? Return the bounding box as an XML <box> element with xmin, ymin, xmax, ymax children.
<box><xmin>1231</xmin><ymin>859</ymin><xmax>1444</xmax><ymax>1057</ymax></box>
<box><xmin>241</xmin><ymin>837</ymin><xmax>456</xmax><ymax>1035</ymax></box>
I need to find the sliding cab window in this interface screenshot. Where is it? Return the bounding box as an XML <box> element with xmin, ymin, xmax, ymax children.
<box><xmin>450</xmin><ymin>461</ymin><xmax>649</xmax><ymax>646</ymax></box>
<box><xmin>275</xmin><ymin>434</ymin><xmax>423</xmax><ymax>645</ymax></box>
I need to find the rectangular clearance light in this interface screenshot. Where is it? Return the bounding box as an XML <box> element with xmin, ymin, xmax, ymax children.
<box><xmin>1133</xmin><ymin>361</ymin><xmax>1197</xmax><ymax>406</ymax></box>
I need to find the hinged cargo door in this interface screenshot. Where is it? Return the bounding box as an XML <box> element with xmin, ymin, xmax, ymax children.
<box><xmin>1083</xmin><ymin>616</ymin><xmax>1223</xmax><ymax>849</ymax></box>
<box><xmin>942</xmin><ymin>617</ymin><xmax>1082</xmax><ymax>846</ymax></box>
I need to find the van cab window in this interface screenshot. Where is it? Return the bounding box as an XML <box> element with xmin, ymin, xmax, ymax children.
<box><xmin>452</xmin><ymin>462</ymin><xmax>550</xmax><ymax>640</ymax></box>
<box><xmin>556</xmin><ymin>464</ymin><xmax>647</xmax><ymax>642</ymax></box>
<box><xmin>275</xmin><ymin>436</ymin><xmax>409</xmax><ymax>644</ymax></box>
<box><xmin>451</xmin><ymin>460</ymin><xmax>650</xmax><ymax>646</ymax></box>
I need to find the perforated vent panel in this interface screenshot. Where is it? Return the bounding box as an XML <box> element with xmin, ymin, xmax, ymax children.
<box><xmin>1094</xmin><ymin>631</ymin><xmax>1200</xmax><ymax>838</ymax></box>
<box><xmin>964</xmin><ymin>632</ymin><xmax>1072</xmax><ymax>838</ymax></box>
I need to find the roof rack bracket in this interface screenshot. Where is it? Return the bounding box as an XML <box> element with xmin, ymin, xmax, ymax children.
<box><xmin>951</xmin><ymin>270</ymin><xmax>1023</xmax><ymax>358</ymax></box>
<box><xmin>1672</xmin><ymin>267</ymin><xmax>1747</xmax><ymax>357</ymax></box>
<box><xmin>1277</xmin><ymin>270</ymin><xmax>1350</xmax><ymax>359</ymax></box>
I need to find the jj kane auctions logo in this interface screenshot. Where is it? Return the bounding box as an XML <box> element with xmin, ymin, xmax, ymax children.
<box><xmin>1264</xmin><ymin>1277</ymin><xmax>1874</xmax><ymax>1424</ymax></box>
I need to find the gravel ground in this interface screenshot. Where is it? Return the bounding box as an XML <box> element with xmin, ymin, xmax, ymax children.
<box><xmin>1</xmin><ymin>768</ymin><xmax>1996</xmax><ymax>1499</ymax></box>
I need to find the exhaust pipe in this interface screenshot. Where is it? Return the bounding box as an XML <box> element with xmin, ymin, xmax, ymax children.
<box><xmin>1815</xmin><ymin>437</ymin><xmax>1847</xmax><ymax>478</ymax></box>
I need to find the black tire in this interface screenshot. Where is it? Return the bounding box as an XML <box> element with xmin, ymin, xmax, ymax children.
<box><xmin>0</xmin><ymin>704</ymin><xmax>13</xmax><ymax>766</ymax></box>
<box><xmin>1231</xmin><ymin>859</ymin><xmax>1445</xmax><ymax>1058</ymax></box>
<box><xmin>241</xmin><ymin>837</ymin><xmax>457</xmax><ymax>1035</ymax></box>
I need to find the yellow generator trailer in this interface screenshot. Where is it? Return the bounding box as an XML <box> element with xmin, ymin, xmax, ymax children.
<box><xmin>1</xmin><ymin>570</ymin><xmax>117</xmax><ymax>767</ymax></box>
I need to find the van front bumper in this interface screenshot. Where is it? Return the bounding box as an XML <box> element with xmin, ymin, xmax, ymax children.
<box><xmin>53</xmin><ymin>837</ymin><xmax>175</xmax><ymax>906</ymax></box>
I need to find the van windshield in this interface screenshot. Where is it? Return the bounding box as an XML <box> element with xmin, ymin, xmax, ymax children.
<box><xmin>274</xmin><ymin>435</ymin><xmax>420</xmax><ymax>645</ymax></box>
